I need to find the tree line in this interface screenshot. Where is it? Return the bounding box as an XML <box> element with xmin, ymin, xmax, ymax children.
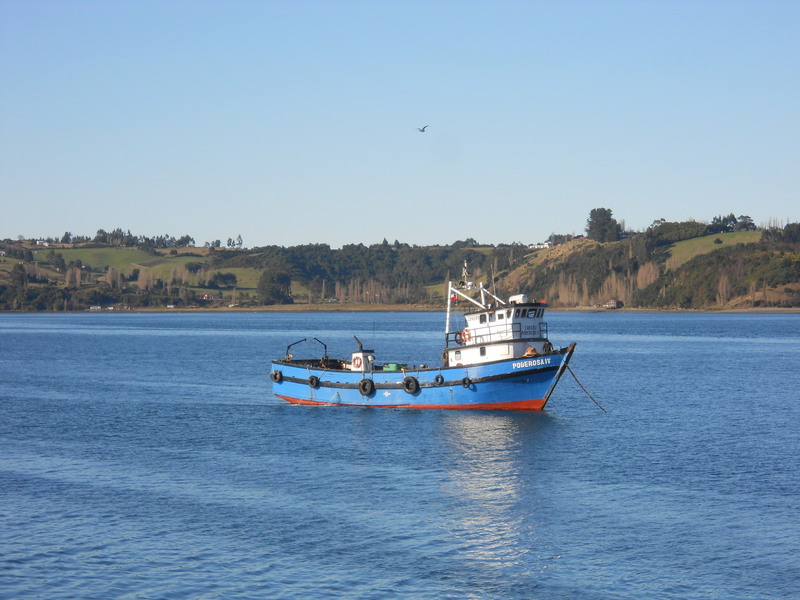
<box><xmin>584</xmin><ymin>208</ymin><xmax>757</xmax><ymax>243</ymax></box>
<box><xmin>240</xmin><ymin>240</ymin><xmax>528</xmax><ymax>305</ymax></box>
<box><xmin>27</xmin><ymin>228</ymin><xmax>245</xmax><ymax>250</ymax></box>
<box><xmin>2</xmin><ymin>212</ymin><xmax>797</xmax><ymax>311</ymax></box>
<box><xmin>0</xmin><ymin>236</ymin><xmax>531</xmax><ymax>310</ymax></box>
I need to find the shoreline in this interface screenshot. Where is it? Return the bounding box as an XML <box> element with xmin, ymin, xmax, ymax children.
<box><xmin>4</xmin><ymin>304</ymin><xmax>797</xmax><ymax>315</ymax></box>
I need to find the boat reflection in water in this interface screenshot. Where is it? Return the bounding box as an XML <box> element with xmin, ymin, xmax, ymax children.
<box><xmin>438</xmin><ymin>412</ymin><xmax>562</xmax><ymax>578</ymax></box>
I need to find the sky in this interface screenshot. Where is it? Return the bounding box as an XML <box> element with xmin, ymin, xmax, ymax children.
<box><xmin>1</xmin><ymin>0</ymin><xmax>798</xmax><ymax>248</ymax></box>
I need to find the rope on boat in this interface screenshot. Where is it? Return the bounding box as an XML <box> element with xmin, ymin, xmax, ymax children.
<box><xmin>566</xmin><ymin>365</ymin><xmax>607</xmax><ymax>413</ymax></box>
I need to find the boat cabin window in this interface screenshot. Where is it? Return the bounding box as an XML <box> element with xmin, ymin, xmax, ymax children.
<box><xmin>507</xmin><ymin>310</ymin><xmax>512</xmax><ymax>318</ymax></box>
<box><xmin>514</xmin><ymin>309</ymin><xmax>520</xmax><ymax>317</ymax></box>
<box><xmin>479</xmin><ymin>314</ymin><xmax>487</xmax><ymax>324</ymax></box>
<box><xmin>489</xmin><ymin>313</ymin><xmax>496</xmax><ymax>322</ymax></box>
<box><xmin>454</xmin><ymin>350</ymin><xmax>461</xmax><ymax>360</ymax></box>
<box><xmin>480</xmin><ymin>347</ymin><xmax>486</xmax><ymax>356</ymax></box>
<box><xmin>497</xmin><ymin>312</ymin><xmax>504</xmax><ymax>320</ymax></box>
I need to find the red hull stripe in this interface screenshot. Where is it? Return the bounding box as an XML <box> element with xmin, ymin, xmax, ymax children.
<box><xmin>275</xmin><ymin>394</ymin><xmax>546</xmax><ymax>411</ymax></box>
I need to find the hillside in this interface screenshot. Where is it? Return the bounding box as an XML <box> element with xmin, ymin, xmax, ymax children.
<box><xmin>0</xmin><ymin>240</ymin><xmax>516</xmax><ymax>311</ymax></box>
<box><xmin>2</xmin><ymin>223</ymin><xmax>799</xmax><ymax>311</ymax></box>
<box><xmin>502</xmin><ymin>225</ymin><xmax>800</xmax><ymax>309</ymax></box>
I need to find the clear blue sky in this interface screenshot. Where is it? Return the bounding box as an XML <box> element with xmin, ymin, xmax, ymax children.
<box><xmin>2</xmin><ymin>0</ymin><xmax>798</xmax><ymax>248</ymax></box>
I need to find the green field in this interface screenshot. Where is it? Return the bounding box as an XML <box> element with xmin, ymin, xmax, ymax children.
<box><xmin>220</xmin><ymin>267</ymin><xmax>261</xmax><ymax>290</ymax></box>
<box><xmin>33</xmin><ymin>247</ymin><xmax>185</xmax><ymax>271</ymax></box>
<box><xmin>29</xmin><ymin>246</ymin><xmax>264</xmax><ymax>289</ymax></box>
<box><xmin>667</xmin><ymin>231</ymin><xmax>762</xmax><ymax>270</ymax></box>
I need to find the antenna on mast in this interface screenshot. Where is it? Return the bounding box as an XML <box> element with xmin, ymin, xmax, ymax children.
<box><xmin>460</xmin><ymin>260</ymin><xmax>475</xmax><ymax>290</ymax></box>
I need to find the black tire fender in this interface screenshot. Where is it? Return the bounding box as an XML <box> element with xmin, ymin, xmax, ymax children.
<box><xmin>403</xmin><ymin>376</ymin><xmax>419</xmax><ymax>394</ymax></box>
<box><xmin>359</xmin><ymin>378</ymin><xmax>375</xmax><ymax>396</ymax></box>
<box><xmin>270</xmin><ymin>370</ymin><xmax>283</xmax><ymax>383</ymax></box>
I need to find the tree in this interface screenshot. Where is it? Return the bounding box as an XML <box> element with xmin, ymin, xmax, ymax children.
<box><xmin>734</xmin><ymin>215</ymin><xmax>756</xmax><ymax>231</ymax></box>
<box><xmin>257</xmin><ymin>269</ymin><xmax>293</xmax><ymax>305</ymax></box>
<box><xmin>65</xmin><ymin>266</ymin><xmax>81</xmax><ymax>289</ymax></box>
<box><xmin>106</xmin><ymin>266</ymin><xmax>124</xmax><ymax>289</ymax></box>
<box><xmin>209</xmin><ymin>272</ymin><xmax>238</xmax><ymax>288</ymax></box>
<box><xmin>548</xmin><ymin>233</ymin><xmax>574</xmax><ymax>246</ymax></box>
<box><xmin>708</xmin><ymin>213</ymin><xmax>738</xmax><ymax>234</ymax></box>
<box><xmin>784</xmin><ymin>223</ymin><xmax>800</xmax><ymax>243</ymax></box>
<box><xmin>586</xmin><ymin>208</ymin><xmax>622</xmax><ymax>242</ymax></box>
<box><xmin>50</xmin><ymin>252</ymin><xmax>66</xmax><ymax>272</ymax></box>
<box><xmin>10</xmin><ymin>263</ymin><xmax>27</xmax><ymax>289</ymax></box>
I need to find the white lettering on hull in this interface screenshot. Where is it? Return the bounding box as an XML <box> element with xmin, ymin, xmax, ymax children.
<box><xmin>512</xmin><ymin>357</ymin><xmax>553</xmax><ymax>369</ymax></box>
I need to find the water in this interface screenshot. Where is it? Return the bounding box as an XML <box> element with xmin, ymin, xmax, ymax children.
<box><xmin>1</xmin><ymin>311</ymin><xmax>798</xmax><ymax>599</ymax></box>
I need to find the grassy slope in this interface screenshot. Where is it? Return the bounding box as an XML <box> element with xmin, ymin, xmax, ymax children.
<box><xmin>25</xmin><ymin>246</ymin><xmax>262</xmax><ymax>292</ymax></box>
<box><xmin>666</xmin><ymin>231</ymin><xmax>762</xmax><ymax>270</ymax></box>
<box><xmin>221</xmin><ymin>267</ymin><xmax>261</xmax><ymax>289</ymax></box>
<box><xmin>33</xmin><ymin>247</ymin><xmax>162</xmax><ymax>270</ymax></box>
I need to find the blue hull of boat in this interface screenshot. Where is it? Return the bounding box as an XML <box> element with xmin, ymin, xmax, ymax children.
<box><xmin>271</xmin><ymin>344</ymin><xmax>575</xmax><ymax>410</ymax></box>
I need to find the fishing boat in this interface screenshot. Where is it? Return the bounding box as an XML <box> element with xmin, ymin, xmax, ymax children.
<box><xmin>270</xmin><ymin>266</ymin><xmax>576</xmax><ymax>410</ymax></box>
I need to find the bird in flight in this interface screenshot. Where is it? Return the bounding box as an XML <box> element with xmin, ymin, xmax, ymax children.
<box><xmin>417</xmin><ymin>125</ymin><xmax>429</xmax><ymax>132</ymax></box>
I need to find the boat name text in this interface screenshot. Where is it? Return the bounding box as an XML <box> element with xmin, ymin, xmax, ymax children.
<box><xmin>512</xmin><ymin>357</ymin><xmax>553</xmax><ymax>369</ymax></box>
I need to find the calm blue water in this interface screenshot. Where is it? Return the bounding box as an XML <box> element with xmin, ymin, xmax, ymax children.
<box><xmin>1</xmin><ymin>311</ymin><xmax>798</xmax><ymax>600</ymax></box>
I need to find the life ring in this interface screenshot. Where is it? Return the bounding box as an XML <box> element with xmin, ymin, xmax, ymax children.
<box><xmin>454</xmin><ymin>332</ymin><xmax>463</xmax><ymax>345</ymax></box>
<box><xmin>308</xmin><ymin>375</ymin><xmax>320</xmax><ymax>389</ymax></box>
<box><xmin>434</xmin><ymin>374</ymin><xmax>444</xmax><ymax>385</ymax></box>
<box><xmin>358</xmin><ymin>378</ymin><xmax>374</xmax><ymax>396</ymax></box>
<box><xmin>353</xmin><ymin>356</ymin><xmax>363</xmax><ymax>369</ymax></box>
<box><xmin>461</xmin><ymin>328</ymin><xmax>472</xmax><ymax>342</ymax></box>
<box><xmin>403</xmin><ymin>376</ymin><xmax>419</xmax><ymax>394</ymax></box>
<box><xmin>270</xmin><ymin>370</ymin><xmax>283</xmax><ymax>383</ymax></box>
<box><xmin>462</xmin><ymin>377</ymin><xmax>472</xmax><ymax>388</ymax></box>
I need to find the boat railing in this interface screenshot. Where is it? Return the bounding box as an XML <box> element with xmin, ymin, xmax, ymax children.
<box><xmin>446</xmin><ymin>321</ymin><xmax>549</xmax><ymax>347</ymax></box>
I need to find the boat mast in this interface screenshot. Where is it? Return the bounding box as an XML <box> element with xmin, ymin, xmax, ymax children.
<box><xmin>445</xmin><ymin>280</ymin><xmax>453</xmax><ymax>339</ymax></box>
<box><xmin>446</xmin><ymin>261</ymin><xmax>477</xmax><ymax>338</ymax></box>
<box><xmin>445</xmin><ymin>260</ymin><xmax>471</xmax><ymax>338</ymax></box>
